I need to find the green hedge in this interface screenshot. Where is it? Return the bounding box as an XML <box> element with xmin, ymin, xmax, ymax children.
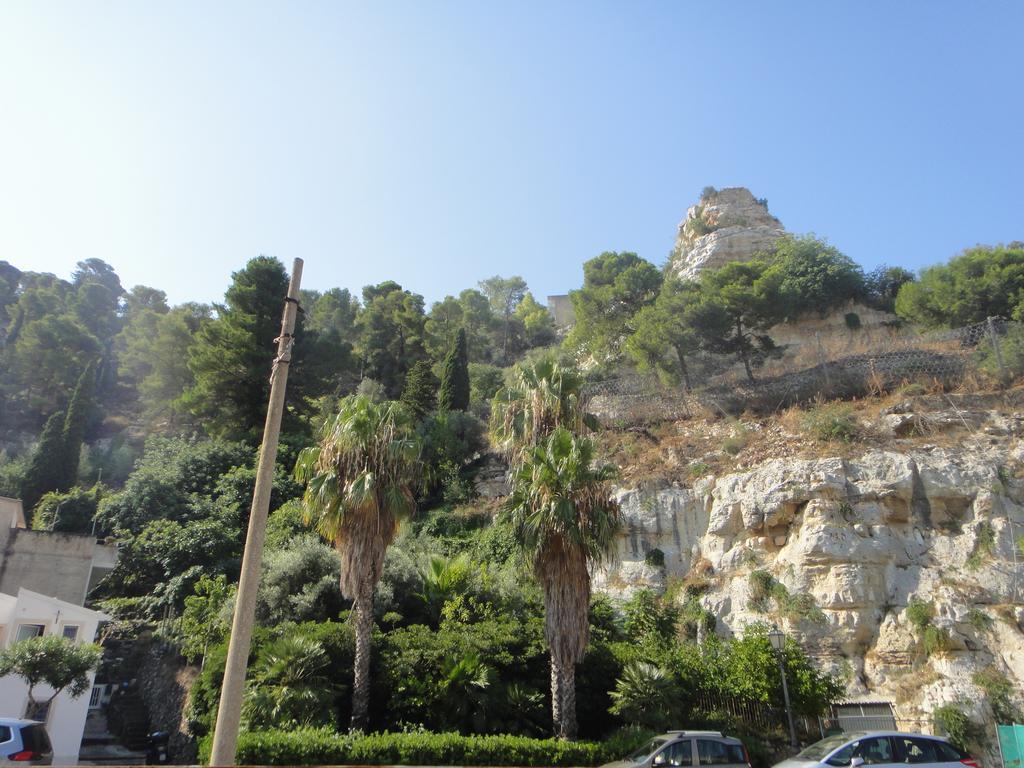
<box><xmin>199</xmin><ymin>728</ymin><xmax>649</xmax><ymax>766</ymax></box>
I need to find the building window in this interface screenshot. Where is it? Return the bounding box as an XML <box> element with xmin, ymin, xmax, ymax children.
<box><xmin>15</xmin><ymin>624</ymin><xmax>45</xmax><ymax>642</ymax></box>
<box><xmin>61</xmin><ymin>624</ymin><xmax>80</xmax><ymax>642</ymax></box>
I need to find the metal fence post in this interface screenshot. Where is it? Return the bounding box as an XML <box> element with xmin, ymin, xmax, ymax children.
<box><xmin>987</xmin><ymin>316</ymin><xmax>1008</xmax><ymax>384</ymax></box>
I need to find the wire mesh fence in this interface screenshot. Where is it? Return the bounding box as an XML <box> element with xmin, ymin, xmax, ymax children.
<box><xmin>585</xmin><ymin>317</ymin><xmax>1021</xmax><ymax>425</ymax></box>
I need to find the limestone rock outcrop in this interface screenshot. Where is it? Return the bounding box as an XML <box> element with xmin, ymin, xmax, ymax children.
<box><xmin>670</xmin><ymin>187</ymin><xmax>786</xmax><ymax>281</ymax></box>
<box><xmin>595</xmin><ymin>420</ymin><xmax>1024</xmax><ymax>753</ymax></box>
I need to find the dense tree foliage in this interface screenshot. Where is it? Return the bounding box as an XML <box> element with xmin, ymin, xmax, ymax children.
<box><xmin>895</xmin><ymin>243</ymin><xmax>1024</xmax><ymax>327</ymax></box>
<box><xmin>566</xmin><ymin>252</ymin><xmax>662</xmax><ymax>360</ymax></box>
<box><xmin>439</xmin><ymin>328</ymin><xmax>471</xmax><ymax>412</ymax></box>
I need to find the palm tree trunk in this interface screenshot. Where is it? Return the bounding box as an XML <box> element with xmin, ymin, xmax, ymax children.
<box><xmin>558</xmin><ymin>663</ymin><xmax>577</xmax><ymax>741</ymax></box>
<box><xmin>350</xmin><ymin>579</ymin><xmax>374</xmax><ymax>732</ymax></box>
<box><xmin>550</xmin><ymin>658</ymin><xmax>562</xmax><ymax>735</ymax></box>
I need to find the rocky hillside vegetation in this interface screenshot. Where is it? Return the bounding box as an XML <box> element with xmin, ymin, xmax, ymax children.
<box><xmin>594</xmin><ymin>387</ymin><xmax>1024</xmax><ymax>755</ymax></box>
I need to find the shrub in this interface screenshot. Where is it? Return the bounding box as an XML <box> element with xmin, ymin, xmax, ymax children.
<box><xmin>932</xmin><ymin>704</ymin><xmax>974</xmax><ymax>750</ymax></box>
<box><xmin>609</xmin><ymin>661</ymin><xmax>682</xmax><ymax>731</ymax></box>
<box><xmin>722</xmin><ymin>436</ymin><xmax>745</xmax><ymax>455</ymax></box>
<box><xmin>644</xmin><ymin>548</ymin><xmax>665</xmax><ymax>567</ymax></box>
<box><xmin>966</xmin><ymin>522</ymin><xmax>996</xmax><ymax>570</ymax></box>
<box><xmin>198</xmin><ymin>728</ymin><xmax>649</xmax><ymax>766</ymax></box>
<box><xmin>906</xmin><ymin>597</ymin><xmax>935</xmax><ymax>631</ymax></box>
<box><xmin>972</xmin><ymin>667</ymin><xmax>1020</xmax><ymax>722</ymax></box>
<box><xmin>801</xmin><ymin>403</ymin><xmax>859</xmax><ymax>443</ymax></box>
<box><xmin>922</xmin><ymin>625</ymin><xmax>952</xmax><ymax>656</ymax></box>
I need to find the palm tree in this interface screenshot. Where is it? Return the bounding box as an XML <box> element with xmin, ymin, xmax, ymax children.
<box><xmin>294</xmin><ymin>394</ymin><xmax>422</xmax><ymax>731</ymax></box>
<box><xmin>503</xmin><ymin>427</ymin><xmax>621</xmax><ymax>740</ymax></box>
<box><xmin>490</xmin><ymin>355</ymin><xmax>597</xmax><ymax>459</ymax></box>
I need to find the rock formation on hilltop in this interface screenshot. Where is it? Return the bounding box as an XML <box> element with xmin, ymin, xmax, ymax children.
<box><xmin>670</xmin><ymin>187</ymin><xmax>786</xmax><ymax>281</ymax></box>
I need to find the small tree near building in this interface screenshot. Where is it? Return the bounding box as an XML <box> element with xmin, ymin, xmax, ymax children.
<box><xmin>0</xmin><ymin>635</ymin><xmax>102</xmax><ymax>719</ymax></box>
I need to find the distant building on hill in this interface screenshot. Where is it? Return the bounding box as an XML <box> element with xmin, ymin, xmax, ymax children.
<box><xmin>546</xmin><ymin>294</ymin><xmax>575</xmax><ymax>328</ymax></box>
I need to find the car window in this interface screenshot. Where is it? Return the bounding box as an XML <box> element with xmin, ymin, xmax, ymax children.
<box><xmin>894</xmin><ymin>737</ymin><xmax>938</xmax><ymax>764</ymax></box>
<box><xmin>826</xmin><ymin>744</ymin><xmax>856</xmax><ymax>767</ymax></box>
<box><xmin>656</xmin><ymin>740</ymin><xmax>692</xmax><ymax>766</ymax></box>
<box><xmin>631</xmin><ymin>738</ymin><xmax>668</xmax><ymax>762</ymax></box>
<box><xmin>20</xmin><ymin>725</ymin><xmax>52</xmax><ymax>753</ymax></box>
<box><xmin>0</xmin><ymin>725</ymin><xmax>11</xmax><ymax>743</ymax></box>
<box><xmin>696</xmin><ymin>739</ymin><xmax>744</xmax><ymax>765</ymax></box>
<box><xmin>801</xmin><ymin>734</ymin><xmax>864</xmax><ymax>762</ymax></box>
<box><xmin>934</xmin><ymin>742</ymin><xmax>965</xmax><ymax>762</ymax></box>
<box><xmin>854</xmin><ymin>737</ymin><xmax>895</xmax><ymax>765</ymax></box>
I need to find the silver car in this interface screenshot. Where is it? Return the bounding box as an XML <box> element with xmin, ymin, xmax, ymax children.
<box><xmin>772</xmin><ymin>731</ymin><xmax>978</xmax><ymax>768</ymax></box>
<box><xmin>603</xmin><ymin>730</ymin><xmax>750</xmax><ymax>768</ymax></box>
<box><xmin>0</xmin><ymin>719</ymin><xmax>53</xmax><ymax>765</ymax></box>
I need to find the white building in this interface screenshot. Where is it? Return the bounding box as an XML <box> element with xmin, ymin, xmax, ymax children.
<box><xmin>0</xmin><ymin>588</ymin><xmax>109</xmax><ymax>765</ymax></box>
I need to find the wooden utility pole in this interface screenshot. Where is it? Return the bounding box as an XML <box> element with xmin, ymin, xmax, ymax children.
<box><xmin>209</xmin><ymin>258</ymin><xmax>303</xmax><ymax>766</ymax></box>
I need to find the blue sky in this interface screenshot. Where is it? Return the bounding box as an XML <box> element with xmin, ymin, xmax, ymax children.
<box><xmin>1</xmin><ymin>1</ymin><xmax>1021</xmax><ymax>307</ymax></box>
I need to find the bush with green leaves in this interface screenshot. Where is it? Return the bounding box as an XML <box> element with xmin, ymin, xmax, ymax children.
<box><xmin>30</xmin><ymin>483</ymin><xmax>106</xmax><ymax>533</ymax></box>
<box><xmin>256</xmin><ymin>534</ymin><xmax>345</xmax><ymax>625</ymax></box>
<box><xmin>608</xmin><ymin>661</ymin><xmax>682</xmax><ymax>731</ymax></box>
<box><xmin>932</xmin><ymin>704</ymin><xmax>975</xmax><ymax>750</ymax></box>
<box><xmin>199</xmin><ymin>728</ymin><xmax>651</xmax><ymax>767</ymax></box>
<box><xmin>242</xmin><ymin>634</ymin><xmax>339</xmax><ymax>729</ymax></box>
<box><xmin>976</xmin><ymin>323</ymin><xmax>1024</xmax><ymax>383</ymax></box>
<box><xmin>972</xmin><ymin>667</ymin><xmax>1020</xmax><ymax>722</ymax></box>
<box><xmin>801</xmin><ymin>402</ymin><xmax>860</xmax><ymax>443</ymax></box>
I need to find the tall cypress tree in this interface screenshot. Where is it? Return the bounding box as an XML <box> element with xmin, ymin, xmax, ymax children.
<box><xmin>438</xmin><ymin>328</ymin><xmax>470</xmax><ymax>412</ymax></box>
<box><xmin>400</xmin><ymin>360</ymin><xmax>438</xmax><ymax>420</ymax></box>
<box><xmin>59</xmin><ymin>361</ymin><xmax>96</xmax><ymax>489</ymax></box>
<box><xmin>19</xmin><ymin>411</ymin><xmax>67</xmax><ymax>520</ymax></box>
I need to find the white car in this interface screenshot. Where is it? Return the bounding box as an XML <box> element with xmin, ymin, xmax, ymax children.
<box><xmin>772</xmin><ymin>731</ymin><xmax>978</xmax><ymax>768</ymax></box>
<box><xmin>0</xmin><ymin>719</ymin><xmax>53</xmax><ymax>765</ymax></box>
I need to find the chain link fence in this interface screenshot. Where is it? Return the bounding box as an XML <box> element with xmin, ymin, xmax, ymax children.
<box><xmin>586</xmin><ymin>317</ymin><xmax>1022</xmax><ymax>425</ymax></box>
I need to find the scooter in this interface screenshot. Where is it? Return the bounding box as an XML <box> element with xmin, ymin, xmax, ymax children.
<box><xmin>146</xmin><ymin>731</ymin><xmax>170</xmax><ymax>765</ymax></box>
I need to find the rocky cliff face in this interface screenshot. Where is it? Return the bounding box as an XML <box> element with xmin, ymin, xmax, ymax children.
<box><xmin>670</xmin><ymin>187</ymin><xmax>786</xmax><ymax>281</ymax></box>
<box><xmin>595</xmin><ymin>398</ymin><xmax>1024</xmax><ymax>748</ymax></box>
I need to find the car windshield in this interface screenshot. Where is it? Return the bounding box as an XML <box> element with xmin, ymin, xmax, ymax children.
<box><xmin>629</xmin><ymin>738</ymin><xmax>668</xmax><ymax>762</ymax></box>
<box><xmin>796</xmin><ymin>733</ymin><xmax>863</xmax><ymax>761</ymax></box>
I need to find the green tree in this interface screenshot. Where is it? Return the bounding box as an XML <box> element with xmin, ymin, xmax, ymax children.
<box><xmin>490</xmin><ymin>356</ymin><xmax>596</xmax><ymax>460</ymax></box>
<box><xmin>458</xmin><ymin>289</ymin><xmax>498</xmax><ymax>363</ymax></box>
<box><xmin>11</xmin><ymin>315</ymin><xmax>100</xmax><ymax>416</ymax></box>
<box><xmin>865</xmin><ymin>266</ymin><xmax>915</xmax><ymax>313</ymax></box>
<box><xmin>626</xmin><ymin>279</ymin><xmax>707</xmax><ymax>389</ymax></box>
<box><xmin>19</xmin><ymin>411</ymin><xmax>68</xmax><ymax>518</ymax></box>
<box><xmin>696</xmin><ymin>260</ymin><xmax>784</xmax><ymax>383</ymax></box>
<box><xmin>357</xmin><ymin>282</ymin><xmax>428</xmax><ymax>397</ymax></box>
<box><xmin>0</xmin><ymin>635</ymin><xmax>103</xmax><ymax>719</ymax></box>
<box><xmin>439</xmin><ymin>329</ymin><xmax>471</xmax><ymax>412</ymax></box>
<box><xmin>401</xmin><ymin>360</ymin><xmax>439</xmax><ymax>419</ymax></box>
<box><xmin>182</xmin><ymin>256</ymin><xmax>290</xmax><ymax>438</ymax></box>
<box><xmin>120</xmin><ymin>304</ymin><xmax>210</xmax><ymax>425</ymax></box>
<box><xmin>256</xmin><ymin>535</ymin><xmax>345</xmax><ymax>625</ymax></box>
<box><xmin>895</xmin><ymin>243</ymin><xmax>1024</xmax><ymax>327</ymax></box>
<box><xmin>58</xmin><ymin>361</ymin><xmax>96</xmax><ymax>490</ymax></box>
<box><xmin>425</xmin><ymin>295</ymin><xmax>465</xmax><ymax>359</ymax></box>
<box><xmin>503</xmin><ymin>428</ymin><xmax>620</xmax><ymax>739</ymax></box>
<box><xmin>513</xmin><ymin>292</ymin><xmax>557</xmax><ymax>351</ymax></box>
<box><xmin>566</xmin><ymin>252</ymin><xmax>662</xmax><ymax>360</ymax></box>
<box><xmin>479</xmin><ymin>275</ymin><xmax>527</xmax><ymax>364</ymax></box>
<box><xmin>294</xmin><ymin>395</ymin><xmax>422</xmax><ymax>731</ymax></box>
<box><xmin>178</xmin><ymin>574</ymin><xmax>233</xmax><ymax>663</ymax></box>
<box><xmin>765</xmin><ymin>234</ymin><xmax>866</xmax><ymax>318</ymax></box>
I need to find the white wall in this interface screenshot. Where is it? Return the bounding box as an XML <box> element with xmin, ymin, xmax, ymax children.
<box><xmin>0</xmin><ymin>589</ymin><xmax>107</xmax><ymax>766</ymax></box>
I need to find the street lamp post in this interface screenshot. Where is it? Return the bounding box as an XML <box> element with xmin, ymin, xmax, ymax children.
<box><xmin>768</xmin><ymin>625</ymin><xmax>799</xmax><ymax>749</ymax></box>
